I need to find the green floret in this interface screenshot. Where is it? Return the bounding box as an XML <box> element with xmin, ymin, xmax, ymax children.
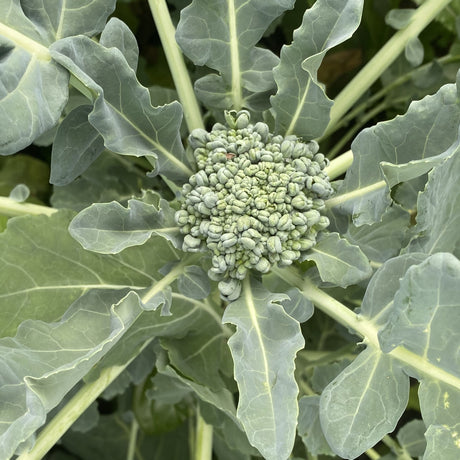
<box><xmin>175</xmin><ymin>110</ymin><xmax>333</xmax><ymax>301</ymax></box>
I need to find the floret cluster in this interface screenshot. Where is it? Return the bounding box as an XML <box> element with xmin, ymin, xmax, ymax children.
<box><xmin>175</xmin><ymin>110</ymin><xmax>333</xmax><ymax>300</ymax></box>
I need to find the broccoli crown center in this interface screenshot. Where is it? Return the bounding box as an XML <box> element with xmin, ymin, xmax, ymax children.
<box><xmin>175</xmin><ymin>110</ymin><xmax>333</xmax><ymax>300</ymax></box>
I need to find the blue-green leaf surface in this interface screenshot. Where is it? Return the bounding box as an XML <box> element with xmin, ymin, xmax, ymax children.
<box><xmin>222</xmin><ymin>278</ymin><xmax>304</xmax><ymax>460</ymax></box>
<box><xmin>378</xmin><ymin>253</ymin><xmax>460</xmax><ymax>374</ymax></box>
<box><xmin>69</xmin><ymin>198</ymin><xmax>181</xmax><ymax>253</ymax></box>
<box><xmin>271</xmin><ymin>0</ymin><xmax>364</xmax><ymax>139</ymax></box>
<box><xmin>100</xmin><ymin>17</ymin><xmax>139</xmax><ymax>71</ymax></box>
<box><xmin>333</xmin><ymin>72</ymin><xmax>460</xmax><ymax>226</ymax></box>
<box><xmin>0</xmin><ymin>289</ymin><xmax>153</xmax><ymax>460</ymax></box>
<box><xmin>320</xmin><ymin>346</ymin><xmax>409</xmax><ymax>459</ymax></box>
<box><xmin>396</xmin><ymin>420</ymin><xmax>427</xmax><ymax>458</ymax></box>
<box><xmin>175</xmin><ymin>0</ymin><xmax>294</xmax><ymax>109</ymax></box>
<box><xmin>406</xmin><ymin>150</ymin><xmax>460</xmax><ymax>256</ymax></box>
<box><xmin>280</xmin><ymin>287</ymin><xmax>314</xmax><ymax>323</ymax></box>
<box><xmin>51</xmin><ymin>153</ymin><xmax>159</xmax><ymax>212</ymax></box>
<box><xmin>298</xmin><ymin>396</ymin><xmax>334</xmax><ymax>456</ymax></box>
<box><xmin>50</xmin><ymin>37</ymin><xmax>192</xmax><ymax>182</ymax></box>
<box><xmin>301</xmin><ymin>232</ymin><xmax>372</xmax><ymax>287</ymax></box>
<box><xmin>0</xmin><ymin>211</ymin><xmax>178</xmax><ymax>338</ymax></box>
<box><xmin>0</xmin><ymin>0</ymin><xmax>116</xmax><ymax>155</ymax></box>
<box><xmin>50</xmin><ymin>105</ymin><xmax>105</xmax><ymax>185</ymax></box>
<box><xmin>177</xmin><ymin>265</ymin><xmax>211</xmax><ymax>300</ymax></box>
<box><xmin>344</xmin><ymin>207</ymin><xmax>410</xmax><ymax>266</ymax></box>
<box><xmin>419</xmin><ymin>380</ymin><xmax>460</xmax><ymax>460</ymax></box>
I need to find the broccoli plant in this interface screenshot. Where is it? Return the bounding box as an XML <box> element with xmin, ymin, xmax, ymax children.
<box><xmin>0</xmin><ymin>0</ymin><xmax>460</xmax><ymax>459</ymax></box>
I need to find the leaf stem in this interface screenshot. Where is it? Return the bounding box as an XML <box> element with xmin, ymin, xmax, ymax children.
<box><xmin>274</xmin><ymin>267</ymin><xmax>460</xmax><ymax>391</ymax></box>
<box><xmin>324</xmin><ymin>150</ymin><xmax>353</xmax><ymax>180</ymax></box>
<box><xmin>194</xmin><ymin>409</ymin><xmax>213</xmax><ymax>460</ymax></box>
<box><xmin>0</xmin><ymin>197</ymin><xmax>57</xmax><ymax>217</ymax></box>
<box><xmin>127</xmin><ymin>417</ymin><xmax>140</xmax><ymax>460</ymax></box>
<box><xmin>321</xmin><ymin>54</ymin><xmax>460</xmax><ymax>140</ymax></box>
<box><xmin>17</xmin><ymin>361</ymin><xmax>142</xmax><ymax>460</ymax></box>
<box><xmin>148</xmin><ymin>0</ymin><xmax>204</xmax><ymax>132</ymax></box>
<box><xmin>324</xmin><ymin>0</ymin><xmax>453</xmax><ymax>136</ymax></box>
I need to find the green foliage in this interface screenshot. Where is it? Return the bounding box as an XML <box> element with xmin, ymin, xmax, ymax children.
<box><xmin>1</xmin><ymin>0</ymin><xmax>459</xmax><ymax>459</ymax></box>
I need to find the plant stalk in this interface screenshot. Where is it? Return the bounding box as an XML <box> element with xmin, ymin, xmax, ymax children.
<box><xmin>324</xmin><ymin>150</ymin><xmax>353</xmax><ymax>180</ymax></box>
<box><xmin>194</xmin><ymin>410</ymin><xmax>213</xmax><ymax>460</ymax></box>
<box><xmin>148</xmin><ymin>0</ymin><xmax>204</xmax><ymax>132</ymax></box>
<box><xmin>274</xmin><ymin>267</ymin><xmax>460</xmax><ymax>392</ymax></box>
<box><xmin>324</xmin><ymin>0</ymin><xmax>453</xmax><ymax>136</ymax></box>
<box><xmin>0</xmin><ymin>197</ymin><xmax>57</xmax><ymax>217</ymax></box>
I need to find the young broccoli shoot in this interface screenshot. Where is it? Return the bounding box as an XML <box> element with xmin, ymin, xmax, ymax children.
<box><xmin>176</xmin><ymin>110</ymin><xmax>333</xmax><ymax>300</ymax></box>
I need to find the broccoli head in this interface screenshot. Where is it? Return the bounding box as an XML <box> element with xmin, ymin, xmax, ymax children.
<box><xmin>175</xmin><ymin>110</ymin><xmax>333</xmax><ymax>300</ymax></box>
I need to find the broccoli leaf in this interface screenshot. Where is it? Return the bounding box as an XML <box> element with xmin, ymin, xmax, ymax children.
<box><xmin>0</xmin><ymin>211</ymin><xmax>178</xmax><ymax>338</ymax></box>
<box><xmin>320</xmin><ymin>346</ymin><xmax>409</xmax><ymax>459</ymax></box>
<box><xmin>175</xmin><ymin>0</ymin><xmax>295</xmax><ymax>109</ymax></box>
<box><xmin>69</xmin><ymin>197</ymin><xmax>182</xmax><ymax>253</ymax></box>
<box><xmin>50</xmin><ymin>36</ymin><xmax>192</xmax><ymax>183</ymax></box>
<box><xmin>332</xmin><ymin>71</ymin><xmax>460</xmax><ymax>226</ymax></box>
<box><xmin>271</xmin><ymin>0</ymin><xmax>364</xmax><ymax>139</ymax></box>
<box><xmin>406</xmin><ymin>149</ymin><xmax>460</xmax><ymax>257</ymax></box>
<box><xmin>0</xmin><ymin>0</ymin><xmax>116</xmax><ymax>155</ymax></box>
<box><xmin>301</xmin><ymin>232</ymin><xmax>372</xmax><ymax>287</ymax></box>
<box><xmin>222</xmin><ymin>278</ymin><xmax>304</xmax><ymax>460</ymax></box>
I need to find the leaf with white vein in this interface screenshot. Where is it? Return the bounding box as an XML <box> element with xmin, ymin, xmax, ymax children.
<box><xmin>301</xmin><ymin>232</ymin><xmax>372</xmax><ymax>287</ymax></box>
<box><xmin>271</xmin><ymin>0</ymin><xmax>364</xmax><ymax>139</ymax></box>
<box><xmin>222</xmin><ymin>277</ymin><xmax>304</xmax><ymax>460</ymax></box>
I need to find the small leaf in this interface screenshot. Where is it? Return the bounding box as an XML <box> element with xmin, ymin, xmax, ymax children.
<box><xmin>69</xmin><ymin>198</ymin><xmax>182</xmax><ymax>254</ymax></box>
<box><xmin>222</xmin><ymin>278</ymin><xmax>304</xmax><ymax>460</ymax></box>
<box><xmin>271</xmin><ymin>0</ymin><xmax>364</xmax><ymax>139</ymax></box>
<box><xmin>385</xmin><ymin>9</ymin><xmax>415</xmax><ymax>30</ymax></box>
<box><xmin>405</xmin><ymin>36</ymin><xmax>424</xmax><ymax>67</ymax></box>
<box><xmin>302</xmin><ymin>232</ymin><xmax>372</xmax><ymax>287</ymax></box>
<box><xmin>280</xmin><ymin>287</ymin><xmax>314</xmax><ymax>323</ymax></box>
<box><xmin>320</xmin><ymin>346</ymin><xmax>409</xmax><ymax>459</ymax></box>
<box><xmin>177</xmin><ymin>265</ymin><xmax>210</xmax><ymax>300</ymax></box>
<box><xmin>8</xmin><ymin>184</ymin><xmax>30</xmax><ymax>202</ymax></box>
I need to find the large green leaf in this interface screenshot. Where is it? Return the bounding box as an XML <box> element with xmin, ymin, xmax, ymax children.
<box><xmin>332</xmin><ymin>72</ymin><xmax>460</xmax><ymax>226</ymax></box>
<box><xmin>0</xmin><ymin>290</ymin><xmax>152</xmax><ymax>460</ymax></box>
<box><xmin>0</xmin><ymin>0</ymin><xmax>116</xmax><ymax>155</ymax></box>
<box><xmin>271</xmin><ymin>0</ymin><xmax>364</xmax><ymax>139</ymax></box>
<box><xmin>375</xmin><ymin>253</ymin><xmax>460</xmax><ymax>459</ymax></box>
<box><xmin>406</xmin><ymin>150</ymin><xmax>460</xmax><ymax>257</ymax></box>
<box><xmin>222</xmin><ymin>278</ymin><xmax>304</xmax><ymax>460</ymax></box>
<box><xmin>0</xmin><ymin>210</ymin><xmax>178</xmax><ymax>338</ymax></box>
<box><xmin>320</xmin><ymin>346</ymin><xmax>409</xmax><ymax>459</ymax></box>
<box><xmin>175</xmin><ymin>0</ymin><xmax>295</xmax><ymax>109</ymax></box>
<box><xmin>50</xmin><ymin>36</ymin><xmax>192</xmax><ymax>183</ymax></box>
<box><xmin>69</xmin><ymin>197</ymin><xmax>182</xmax><ymax>253</ymax></box>
<box><xmin>379</xmin><ymin>253</ymin><xmax>460</xmax><ymax>377</ymax></box>
<box><xmin>301</xmin><ymin>232</ymin><xmax>372</xmax><ymax>287</ymax></box>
